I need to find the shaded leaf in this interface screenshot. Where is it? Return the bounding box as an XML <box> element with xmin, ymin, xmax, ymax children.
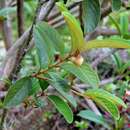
<box><xmin>48</xmin><ymin>72</ymin><xmax>77</xmax><ymax>108</ymax></box>
<box><xmin>78</xmin><ymin>110</ymin><xmax>110</xmax><ymax>129</ymax></box>
<box><xmin>0</xmin><ymin>7</ymin><xmax>16</xmax><ymax>17</ymax></box>
<box><xmin>33</xmin><ymin>22</ymin><xmax>64</xmax><ymax>68</ymax></box>
<box><xmin>39</xmin><ymin>79</ymin><xmax>49</xmax><ymax>91</ymax></box>
<box><xmin>112</xmin><ymin>0</ymin><xmax>121</xmax><ymax>11</ymax></box>
<box><xmin>82</xmin><ymin>0</ymin><xmax>101</xmax><ymax>33</ymax></box>
<box><xmin>48</xmin><ymin>95</ymin><xmax>73</xmax><ymax>123</ymax></box>
<box><xmin>4</xmin><ymin>77</ymin><xmax>32</xmax><ymax>108</ymax></box>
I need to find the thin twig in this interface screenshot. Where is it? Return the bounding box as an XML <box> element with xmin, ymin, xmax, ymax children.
<box><xmin>17</xmin><ymin>0</ymin><xmax>24</xmax><ymax>37</ymax></box>
<box><xmin>0</xmin><ymin>0</ymin><xmax>13</xmax><ymax>50</ymax></box>
<box><xmin>0</xmin><ymin>109</ymin><xmax>7</xmax><ymax>130</ymax></box>
<box><xmin>33</xmin><ymin>54</ymin><xmax>72</xmax><ymax>77</ymax></box>
<box><xmin>0</xmin><ymin>0</ymin><xmax>55</xmax><ymax>128</ymax></box>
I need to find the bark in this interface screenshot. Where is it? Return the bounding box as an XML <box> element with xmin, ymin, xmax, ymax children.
<box><xmin>17</xmin><ymin>0</ymin><xmax>24</xmax><ymax>37</ymax></box>
<box><xmin>0</xmin><ymin>0</ymin><xmax>13</xmax><ymax>50</ymax></box>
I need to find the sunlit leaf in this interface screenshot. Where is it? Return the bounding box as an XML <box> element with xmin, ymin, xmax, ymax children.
<box><xmin>85</xmin><ymin>89</ymin><xmax>127</xmax><ymax>108</ymax></box>
<box><xmin>84</xmin><ymin>89</ymin><xmax>127</xmax><ymax>119</ymax></box>
<box><xmin>84</xmin><ymin>38</ymin><xmax>130</xmax><ymax>51</ymax></box>
<box><xmin>56</xmin><ymin>2</ymin><xmax>84</xmax><ymax>53</ymax></box>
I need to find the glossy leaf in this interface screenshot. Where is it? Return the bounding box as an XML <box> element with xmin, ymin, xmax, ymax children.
<box><xmin>48</xmin><ymin>72</ymin><xmax>77</xmax><ymax>108</ymax></box>
<box><xmin>85</xmin><ymin>89</ymin><xmax>127</xmax><ymax>108</ymax></box>
<box><xmin>48</xmin><ymin>95</ymin><xmax>73</xmax><ymax>123</ymax></box>
<box><xmin>82</xmin><ymin>0</ymin><xmax>101</xmax><ymax>33</ymax></box>
<box><xmin>4</xmin><ymin>77</ymin><xmax>32</xmax><ymax>108</ymax></box>
<box><xmin>84</xmin><ymin>38</ymin><xmax>130</xmax><ymax>51</ymax></box>
<box><xmin>78</xmin><ymin>110</ymin><xmax>110</xmax><ymax>129</ymax></box>
<box><xmin>56</xmin><ymin>2</ymin><xmax>84</xmax><ymax>53</ymax></box>
<box><xmin>61</xmin><ymin>62</ymin><xmax>99</xmax><ymax>87</ymax></box>
<box><xmin>112</xmin><ymin>0</ymin><xmax>121</xmax><ymax>11</ymax></box>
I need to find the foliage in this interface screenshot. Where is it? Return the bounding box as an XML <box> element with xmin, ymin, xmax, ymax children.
<box><xmin>0</xmin><ymin>0</ymin><xmax>130</xmax><ymax>129</ymax></box>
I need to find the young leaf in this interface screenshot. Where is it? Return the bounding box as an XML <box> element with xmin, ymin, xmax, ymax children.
<box><xmin>56</xmin><ymin>2</ymin><xmax>84</xmax><ymax>53</ymax></box>
<box><xmin>120</xmin><ymin>14</ymin><xmax>129</xmax><ymax>37</ymax></box>
<box><xmin>56</xmin><ymin>2</ymin><xmax>68</xmax><ymax>12</ymax></box>
<box><xmin>109</xmin><ymin>15</ymin><xmax>121</xmax><ymax>36</ymax></box>
<box><xmin>48</xmin><ymin>95</ymin><xmax>73</xmax><ymax>123</ymax></box>
<box><xmin>84</xmin><ymin>38</ymin><xmax>130</xmax><ymax>51</ymax></box>
<box><xmin>85</xmin><ymin>89</ymin><xmax>127</xmax><ymax>108</ymax></box>
<box><xmin>61</xmin><ymin>62</ymin><xmax>99</xmax><ymax>87</ymax></box>
<box><xmin>82</xmin><ymin>0</ymin><xmax>101</xmax><ymax>33</ymax></box>
<box><xmin>78</xmin><ymin>110</ymin><xmax>110</xmax><ymax>129</ymax></box>
<box><xmin>112</xmin><ymin>0</ymin><xmax>121</xmax><ymax>11</ymax></box>
<box><xmin>48</xmin><ymin>72</ymin><xmax>77</xmax><ymax>108</ymax></box>
<box><xmin>4</xmin><ymin>77</ymin><xmax>32</xmax><ymax>108</ymax></box>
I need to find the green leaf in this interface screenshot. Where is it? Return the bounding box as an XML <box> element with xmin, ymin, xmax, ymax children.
<box><xmin>84</xmin><ymin>38</ymin><xmax>130</xmax><ymax>51</ymax></box>
<box><xmin>61</xmin><ymin>62</ymin><xmax>99</xmax><ymax>87</ymax></box>
<box><xmin>29</xmin><ymin>78</ymin><xmax>41</xmax><ymax>95</ymax></box>
<box><xmin>48</xmin><ymin>72</ymin><xmax>77</xmax><ymax>108</ymax></box>
<box><xmin>120</xmin><ymin>14</ymin><xmax>129</xmax><ymax>37</ymax></box>
<box><xmin>4</xmin><ymin>77</ymin><xmax>32</xmax><ymax>108</ymax></box>
<box><xmin>0</xmin><ymin>7</ymin><xmax>16</xmax><ymax>17</ymax></box>
<box><xmin>112</xmin><ymin>52</ymin><xmax>123</xmax><ymax>70</ymax></box>
<box><xmin>85</xmin><ymin>89</ymin><xmax>127</xmax><ymax>108</ymax></box>
<box><xmin>82</xmin><ymin>0</ymin><xmax>101</xmax><ymax>33</ymax></box>
<box><xmin>84</xmin><ymin>89</ymin><xmax>127</xmax><ymax>119</ymax></box>
<box><xmin>94</xmin><ymin>97</ymin><xmax>120</xmax><ymax>120</ymax></box>
<box><xmin>119</xmin><ymin>61</ymin><xmax>130</xmax><ymax>73</ymax></box>
<box><xmin>39</xmin><ymin>79</ymin><xmax>49</xmax><ymax>91</ymax></box>
<box><xmin>112</xmin><ymin>0</ymin><xmax>121</xmax><ymax>11</ymax></box>
<box><xmin>78</xmin><ymin>110</ymin><xmax>110</xmax><ymax>129</ymax></box>
<box><xmin>109</xmin><ymin>15</ymin><xmax>121</xmax><ymax>35</ymax></box>
<box><xmin>33</xmin><ymin>22</ymin><xmax>64</xmax><ymax>68</ymax></box>
<box><xmin>56</xmin><ymin>2</ymin><xmax>68</xmax><ymax>12</ymax></box>
<box><xmin>48</xmin><ymin>95</ymin><xmax>73</xmax><ymax>123</ymax></box>
<box><xmin>56</xmin><ymin>2</ymin><xmax>84</xmax><ymax>53</ymax></box>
